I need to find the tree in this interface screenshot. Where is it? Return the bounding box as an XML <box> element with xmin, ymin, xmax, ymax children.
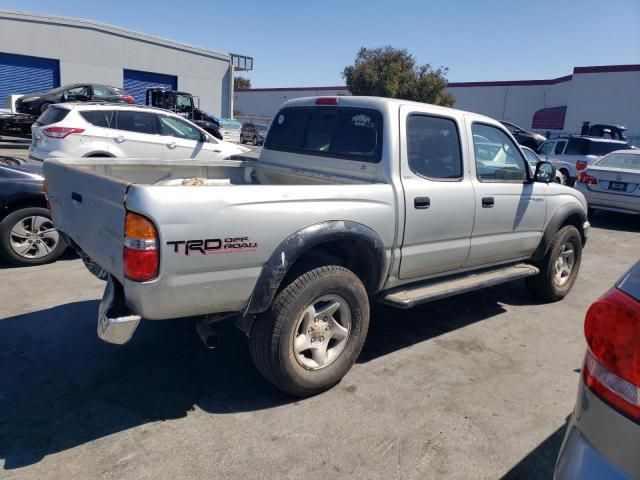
<box><xmin>234</xmin><ymin>76</ymin><xmax>251</xmax><ymax>90</ymax></box>
<box><xmin>342</xmin><ymin>46</ymin><xmax>454</xmax><ymax>107</ymax></box>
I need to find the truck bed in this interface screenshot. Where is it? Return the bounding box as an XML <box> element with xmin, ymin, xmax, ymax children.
<box><xmin>44</xmin><ymin>157</ymin><xmax>396</xmax><ymax>319</ymax></box>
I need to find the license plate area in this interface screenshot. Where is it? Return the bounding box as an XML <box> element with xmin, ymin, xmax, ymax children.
<box><xmin>608</xmin><ymin>181</ymin><xmax>627</xmax><ymax>191</ymax></box>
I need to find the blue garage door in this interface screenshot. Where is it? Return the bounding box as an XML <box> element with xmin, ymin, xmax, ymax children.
<box><xmin>0</xmin><ymin>53</ymin><xmax>60</xmax><ymax>107</ymax></box>
<box><xmin>123</xmin><ymin>69</ymin><xmax>177</xmax><ymax>105</ymax></box>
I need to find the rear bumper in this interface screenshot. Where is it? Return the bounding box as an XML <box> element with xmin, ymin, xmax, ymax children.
<box><xmin>554</xmin><ymin>380</ymin><xmax>639</xmax><ymax>479</ymax></box>
<box><xmin>576</xmin><ymin>183</ymin><xmax>640</xmax><ymax>215</ymax></box>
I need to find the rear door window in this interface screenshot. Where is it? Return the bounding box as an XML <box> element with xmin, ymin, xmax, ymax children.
<box><xmin>265</xmin><ymin>106</ymin><xmax>383</xmax><ymax>162</ymax></box>
<box><xmin>36</xmin><ymin>106</ymin><xmax>69</xmax><ymax>126</ymax></box>
<box><xmin>80</xmin><ymin>110</ymin><xmax>114</xmax><ymax>128</ymax></box>
<box><xmin>407</xmin><ymin>114</ymin><xmax>462</xmax><ymax>180</ymax></box>
<box><xmin>564</xmin><ymin>138</ymin><xmax>588</xmax><ymax>155</ymax></box>
<box><xmin>554</xmin><ymin>140</ymin><xmax>567</xmax><ymax>154</ymax></box>
<box><xmin>115</xmin><ymin>111</ymin><xmax>158</xmax><ymax>135</ymax></box>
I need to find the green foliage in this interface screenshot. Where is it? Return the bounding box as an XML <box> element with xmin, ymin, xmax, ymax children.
<box><xmin>342</xmin><ymin>46</ymin><xmax>455</xmax><ymax>107</ymax></box>
<box><xmin>234</xmin><ymin>76</ymin><xmax>251</xmax><ymax>90</ymax></box>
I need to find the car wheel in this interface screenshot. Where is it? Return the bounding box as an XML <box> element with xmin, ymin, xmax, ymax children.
<box><xmin>249</xmin><ymin>265</ymin><xmax>370</xmax><ymax>397</ymax></box>
<box><xmin>555</xmin><ymin>171</ymin><xmax>566</xmax><ymax>184</ymax></box>
<box><xmin>0</xmin><ymin>207</ymin><xmax>67</xmax><ymax>266</ymax></box>
<box><xmin>39</xmin><ymin>103</ymin><xmax>52</xmax><ymax>114</ymax></box>
<box><xmin>526</xmin><ymin>225</ymin><xmax>582</xmax><ymax>302</ymax></box>
<box><xmin>240</xmin><ymin>134</ymin><xmax>245</xmax><ymax>144</ymax></box>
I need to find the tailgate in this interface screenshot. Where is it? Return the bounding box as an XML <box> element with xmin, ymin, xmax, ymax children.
<box><xmin>44</xmin><ymin>160</ymin><xmax>130</xmax><ymax>282</ymax></box>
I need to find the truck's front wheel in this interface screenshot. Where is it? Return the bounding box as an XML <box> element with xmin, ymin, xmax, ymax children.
<box><xmin>249</xmin><ymin>265</ymin><xmax>369</xmax><ymax>397</ymax></box>
<box><xmin>526</xmin><ymin>225</ymin><xmax>582</xmax><ymax>302</ymax></box>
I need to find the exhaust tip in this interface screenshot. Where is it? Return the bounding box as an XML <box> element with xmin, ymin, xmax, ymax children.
<box><xmin>196</xmin><ymin>318</ymin><xmax>219</xmax><ymax>350</ymax></box>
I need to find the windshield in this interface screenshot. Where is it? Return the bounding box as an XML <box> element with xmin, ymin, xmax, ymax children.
<box><xmin>597</xmin><ymin>152</ymin><xmax>640</xmax><ymax>171</ymax></box>
<box><xmin>256</xmin><ymin>124</ymin><xmax>269</xmax><ymax>132</ymax></box>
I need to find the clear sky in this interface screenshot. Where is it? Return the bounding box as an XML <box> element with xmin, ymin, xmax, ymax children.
<box><xmin>2</xmin><ymin>0</ymin><xmax>639</xmax><ymax>87</ymax></box>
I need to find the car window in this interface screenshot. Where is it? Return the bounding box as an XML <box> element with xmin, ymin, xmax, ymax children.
<box><xmin>265</xmin><ymin>106</ymin><xmax>383</xmax><ymax>163</ymax></box>
<box><xmin>175</xmin><ymin>95</ymin><xmax>192</xmax><ymax>110</ymax></box>
<box><xmin>472</xmin><ymin>123</ymin><xmax>528</xmax><ymax>182</ymax></box>
<box><xmin>564</xmin><ymin>138</ymin><xmax>588</xmax><ymax>155</ymax></box>
<box><xmin>36</xmin><ymin>106</ymin><xmax>69</xmax><ymax>126</ymax></box>
<box><xmin>538</xmin><ymin>141</ymin><xmax>554</xmax><ymax>155</ymax></box>
<box><xmin>522</xmin><ymin>148</ymin><xmax>539</xmax><ymax>167</ymax></box>
<box><xmin>588</xmin><ymin>142</ymin><xmax>630</xmax><ymax>156</ymax></box>
<box><xmin>554</xmin><ymin>140</ymin><xmax>567</xmax><ymax>154</ymax></box>
<box><xmin>92</xmin><ymin>85</ymin><xmax>111</xmax><ymax>98</ymax></box>
<box><xmin>597</xmin><ymin>152</ymin><xmax>640</xmax><ymax>170</ymax></box>
<box><xmin>115</xmin><ymin>111</ymin><xmax>158</xmax><ymax>135</ymax></box>
<box><xmin>407</xmin><ymin>114</ymin><xmax>462</xmax><ymax>180</ymax></box>
<box><xmin>66</xmin><ymin>86</ymin><xmax>90</xmax><ymax>97</ymax></box>
<box><xmin>159</xmin><ymin>116</ymin><xmax>202</xmax><ymax>141</ymax></box>
<box><xmin>80</xmin><ymin>110</ymin><xmax>114</xmax><ymax>128</ymax></box>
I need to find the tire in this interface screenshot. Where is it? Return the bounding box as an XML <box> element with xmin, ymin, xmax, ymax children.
<box><xmin>240</xmin><ymin>134</ymin><xmax>245</xmax><ymax>144</ymax></box>
<box><xmin>249</xmin><ymin>265</ymin><xmax>369</xmax><ymax>397</ymax></box>
<box><xmin>555</xmin><ymin>171</ymin><xmax>566</xmax><ymax>185</ymax></box>
<box><xmin>39</xmin><ymin>102</ymin><xmax>52</xmax><ymax>114</ymax></box>
<box><xmin>526</xmin><ymin>225</ymin><xmax>582</xmax><ymax>302</ymax></box>
<box><xmin>0</xmin><ymin>207</ymin><xmax>67</xmax><ymax>266</ymax></box>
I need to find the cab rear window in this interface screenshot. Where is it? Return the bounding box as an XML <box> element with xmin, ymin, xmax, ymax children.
<box><xmin>264</xmin><ymin>106</ymin><xmax>383</xmax><ymax>162</ymax></box>
<box><xmin>36</xmin><ymin>107</ymin><xmax>69</xmax><ymax>126</ymax></box>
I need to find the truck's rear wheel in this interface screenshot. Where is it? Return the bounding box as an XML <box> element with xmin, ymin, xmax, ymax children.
<box><xmin>526</xmin><ymin>225</ymin><xmax>582</xmax><ymax>302</ymax></box>
<box><xmin>249</xmin><ymin>265</ymin><xmax>369</xmax><ymax>397</ymax></box>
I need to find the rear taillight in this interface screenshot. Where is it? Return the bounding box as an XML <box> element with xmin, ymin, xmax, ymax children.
<box><xmin>123</xmin><ymin>95</ymin><xmax>135</xmax><ymax>104</ymax></box>
<box><xmin>43</xmin><ymin>127</ymin><xmax>85</xmax><ymax>139</ymax></box>
<box><xmin>584</xmin><ymin>288</ymin><xmax>640</xmax><ymax>421</ymax></box>
<box><xmin>576</xmin><ymin>160</ymin><xmax>588</xmax><ymax>171</ymax></box>
<box><xmin>577</xmin><ymin>171</ymin><xmax>598</xmax><ymax>184</ymax></box>
<box><xmin>315</xmin><ymin>97</ymin><xmax>339</xmax><ymax>105</ymax></box>
<box><xmin>123</xmin><ymin>212</ymin><xmax>158</xmax><ymax>282</ymax></box>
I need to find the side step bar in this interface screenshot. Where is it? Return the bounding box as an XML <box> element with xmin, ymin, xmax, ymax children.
<box><xmin>379</xmin><ymin>263</ymin><xmax>539</xmax><ymax>309</ymax></box>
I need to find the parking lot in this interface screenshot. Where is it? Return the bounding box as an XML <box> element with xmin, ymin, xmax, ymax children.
<box><xmin>1</xmin><ymin>210</ymin><xmax>638</xmax><ymax>479</ymax></box>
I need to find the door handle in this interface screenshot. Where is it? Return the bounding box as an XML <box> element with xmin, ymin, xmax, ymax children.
<box><xmin>482</xmin><ymin>197</ymin><xmax>494</xmax><ymax>208</ymax></box>
<box><xmin>114</xmin><ymin>136</ymin><xmax>126</xmax><ymax>143</ymax></box>
<box><xmin>71</xmin><ymin>192</ymin><xmax>82</xmax><ymax>203</ymax></box>
<box><xmin>167</xmin><ymin>142</ymin><xmax>177</xmax><ymax>149</ymax></box>
<box><xmin>414</xmin><ymin>197</ymin><xmax>430</xmax><ymax>209</ymax></box>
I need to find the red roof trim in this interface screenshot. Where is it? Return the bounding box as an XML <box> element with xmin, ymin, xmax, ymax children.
<box><xmin>573</xmin><ymin>64</ymin><xmax>640</xmax><ymax>74</ymax></box>
<box><xmin>236</xmin><ymin>86</ymin><xmax>348</xmax><ymax>93</ymax></box>
<box><xmin>448</xmin><ymin>75</ymin><xmax>573</xmax><ymax>88</ymax></box>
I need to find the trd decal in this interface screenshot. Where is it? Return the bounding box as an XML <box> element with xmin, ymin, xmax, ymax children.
<box><xmin>167</xmin><ymin>237</ymin><xmax>258</xmax><ymax>255</ymax></box>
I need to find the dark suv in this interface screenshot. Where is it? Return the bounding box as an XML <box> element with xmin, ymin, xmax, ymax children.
<box><xmin>500</xmin><ymin>120</ymin><xmax>547</xmax><ymax>150</ymax></box>
<box><xmin>240</xmin><ymin>122</ymin><xmax>269</xmax><ymax>145</ymax></box>
<box><xmin>16</xmin><ymin>84</ymin><xmax>134</xmax><ymax>115</ymax></box>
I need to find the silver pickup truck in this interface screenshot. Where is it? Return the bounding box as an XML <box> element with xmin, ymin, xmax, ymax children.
<box><xmin>44</xmin><ymin>96</ymin><xmax>590</xmax><ymax>397</ymax></box>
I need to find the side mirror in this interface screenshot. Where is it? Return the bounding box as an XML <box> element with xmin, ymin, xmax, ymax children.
<box><xmin>534</xmin><ymin>161</ymin><xmax>555</xmax><ymax>183</ymax></box>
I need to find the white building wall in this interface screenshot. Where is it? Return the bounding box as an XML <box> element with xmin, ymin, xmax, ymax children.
<box><xmin>0</xmin><ymin>10</ymin><xmax>233</xmax><ymax>116</ymax></box>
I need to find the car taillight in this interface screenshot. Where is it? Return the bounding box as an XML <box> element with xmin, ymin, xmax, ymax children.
<box><xmin>577</xmin><ymin>171</ymin><xmax>598</xmax><ymax>184</ymax></box>
<box><xmin>576</xmin><ymin>160</ymin><xmax>588</xmax><ymax>171</ymax></box>
<box><xmin>583</xmin><ymin>287</ymin><xmax>640</xmax><ymax>421</ymax></box>
<box><xmin>43</xmin><ymin>127</ymin><xmax>85</xmax><ymax>138</ymax></box>
<box><xmin>315</xmin><ymin>97</ymin><xmax>339</xmax><ymax>105</ymax></box>
<box><xmin>123</xmin><ymin>212</ymin><xmax>158</xmax><ymax>282</ymax></box>
<box><xmin>123</xmin><ymin>95</ymin><xmax>135</xmax><ymax>104</ymax></box>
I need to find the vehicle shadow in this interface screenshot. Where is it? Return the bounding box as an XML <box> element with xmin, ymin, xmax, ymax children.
<box><xmin>0</xmin><ymin>250</ymin><xmax>78</xmax><ymax>270</ymax></box>
<box><xmin>501</xmin><ymin>419</ymin><xmax>569</xmax><ymax>479</ymax></box>
<box><xmin>589</xmin><ymin>211</ymin><xmax>640</xmax><ymax>233</ymax></box>
<box><xmin>0</xmin><ymin>280</ymin><xmax>539</xmax><ymax>469</ymax></box>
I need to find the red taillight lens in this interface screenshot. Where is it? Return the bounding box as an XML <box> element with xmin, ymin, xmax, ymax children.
<box><xmin>123</xmin><ymin>95</ymin><xmax>135</xmax><ymax>104</ymax></box>
<box><xmin>577</xmin><ymin>171</ymin><xmax>598</xmax><ymax>184</ymax></box>
<box><xmin>584</xmin><ymin>288</ymin><xmax>640</xmax><ymax>420</ymax></box>
<box><xmin>43</xmin><ymin>127</ymin><xmax>85</xmax><ymax>138</ymax></box>
<box><xmin>315</xmin><ymin>97</ymin><xmax>338</xmax><ymax>105</ymax></box>
<box><xmin>576</xmin><ymin>160</ymin><xmax>588</xmax><ymax>171</ymax></box>
<box><xmin>123</xmin><ymin>212</ymin><xmax>158</xmax><ymax>282</ymax></box>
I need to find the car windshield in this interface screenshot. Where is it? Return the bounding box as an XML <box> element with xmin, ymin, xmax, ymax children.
<box><xmin>597</xmin><ymin>152</ymin><xmax>640</xmax><ymax>170</ymax></box>
<box><xmin>255</xmin><ymin>124</ymin><xmax>268</xmax><ymax>132</ymax></box>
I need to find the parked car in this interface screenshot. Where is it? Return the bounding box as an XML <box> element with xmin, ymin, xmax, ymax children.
<box><xmin>538</xmin><ymin>136</ymin><xmax>631</xmax><ymax>185</ymax></box>
<box><xmin>16</xmin><ymin>84</ymin><xmax>134</xmax><ymax>115</ymax></box>
<box><xmin>554</xmin><ymin>260</ymin><xmax>640</xmax><ymax>479</ymax></box>
<box><xmin>575</xmin><ymin>150</ymin><xmax>640</xmax><ymax>215</ymax></box>
<box><xmin>29</xmin><ymin>104</ymin><xmax>250</xmax><ymax>162</ymax></box>
<box><xmin>500</xmin><ymin>120</ymin><xmax>546</xmax><ymax>150</ymax></box>
<box><xmin>45</xmin><ymin>96</ymin><xmax>590</xmax><ymax>397</ymax></box>
<box><xmin>240</xmin><ymin>122</ymin><xmax>269</xmax><ymax>145</ymax></box>
<box><xmin>522</xmin><ymin>146</ymin><xmax>566</xmax><ymax>184</ymax></box>
<box><xmin>0</xmin><ymin>156</ymin><xmax>66</xmax><ymax>266</ymax></box>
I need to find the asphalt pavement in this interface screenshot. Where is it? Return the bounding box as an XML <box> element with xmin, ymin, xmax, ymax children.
<box><xmin>1</xmin><ymin>212</ymin><xmax>639</xmax><ymax>479</ymax></box>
